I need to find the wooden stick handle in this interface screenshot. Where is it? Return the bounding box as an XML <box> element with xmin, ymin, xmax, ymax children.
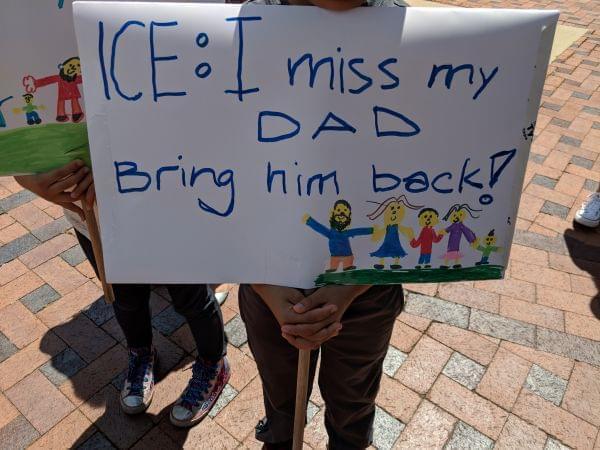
<box><xmin>83</xmin><ymin>206</ymin><xmax>115</xmax><ymax>304</ymax></box>
<box><xmin>292</xmin><ymin>349</ymin><xmax>311</xmax><ymax>450</ymax></box>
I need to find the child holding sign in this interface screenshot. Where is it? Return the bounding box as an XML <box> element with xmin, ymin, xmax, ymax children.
<box><xmin>239</xmin><ymin>2</ymin><xmax>406</xmax><ymax>449</ymax></box>
<box><xmin>15</xmin><ymin>163</ymin><xmax>230</xmax><ymax>428</ymax></box>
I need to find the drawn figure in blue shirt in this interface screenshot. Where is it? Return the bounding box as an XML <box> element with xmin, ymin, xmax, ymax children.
<box><xmin>303</xmin><ymin>200</ymin><xmax>373</xmax><ymax>272</ymax></box>
<box><xmin>0</xmin><ymin>96</ymin><xmax>13</xmax><ymax>128</ymax></box>
<box><xmin>367</xmin><ymin>195</ymin><xmax>422</xmax><ymax>270</ymax></box>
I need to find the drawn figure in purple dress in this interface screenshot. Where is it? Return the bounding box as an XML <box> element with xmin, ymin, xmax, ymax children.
<box><xmin>440</xmin><ymin>203</ymin><xmax>481</xmax><ymax>269</ymax></box>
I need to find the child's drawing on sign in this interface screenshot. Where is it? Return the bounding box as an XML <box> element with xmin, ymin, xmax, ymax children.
<box><xmin>440</xmin><ymin>203</ymin><xmax>480</xmax><ymax>269</ymax></box>
<box><xmin>12</xmin><ymin>94</ymin><xmax>44</xmax><ymax>125</ymax></box>
<box><xmin>0</xmin><ymin>96</ymin><xmax>13</xmax><ymax>128</ymax></box>
<box><xmin>368</xmin><ymin>196</ymin><xmax>421</xmax><ymax>270</ymax></box>
<box><xmin>303</xmin><ymin>200</ymin><xmax>373</xmax><ymax>272</ymax></box>
<box><xmin>475</xmin><ymin>229</ymin><xmax>502</xmax><ymax>265</ymax></box>
<box><xmin>410</xmin><ymin>208</ymin><xmax>445</xmax><ymax>269</ymax></box>
<box><xmin>23</xmin><ymin>57</ymin><xmax>84</xmax><ymax>123</ymax></box>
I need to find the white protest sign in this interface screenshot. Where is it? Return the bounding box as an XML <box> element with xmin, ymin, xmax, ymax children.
<box><xmin>74</xmin><ymin>3</ymin><xmax>557</xmax><ymax>288</ymax></box>
<box><xmin>0</xmin><ymin>0</ymin><xmax>222</xmax><ymax>176</ymax></box>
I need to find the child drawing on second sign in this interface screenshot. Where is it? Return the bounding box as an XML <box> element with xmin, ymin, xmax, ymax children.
<box><xmin>410</xmin><ymin>207</ymin><xmax>445</xmax><ymax>269</ymax></box>
<box><xmin>12</xmin><ymin>94</ymin><xmax>44</xmax><ymax>125</ymax></box>
<box><xmin>368</xmin><ymin>196</ymin><xmax>421</xmax><ymax>270</ymax></box>
<box><xmin>475</xmin><ymin>229</ymin><xmax>502</xmax><ymax>265</ymax></box>
<box><xmin>440</xmin><ymin>203</ymin><xmax>481</xmax><ymax>269</ymax></box>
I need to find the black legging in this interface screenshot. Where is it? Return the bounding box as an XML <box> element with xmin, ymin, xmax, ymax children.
<box><xmin>75</xmin><ymin>230</ymin><xmax>226</xmax><ymax>361</ymax></box>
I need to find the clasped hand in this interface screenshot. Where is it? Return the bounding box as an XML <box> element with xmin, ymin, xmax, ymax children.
<box><xmin>252</xmin><ymin>284</ymin><xmax>370</xmax><ymax>351</ymax></box>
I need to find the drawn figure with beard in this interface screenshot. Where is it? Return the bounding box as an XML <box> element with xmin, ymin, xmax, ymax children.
<box><xmin>368</xmin><ymin>196</ymin><xmax>421</xmax><ymax>270</ymax></box>
<box><xmin>440</xmin><ymin>203</ymin><xmax>481</xmax><ymax>269</ymax></box>
<box><xmin>303</xmin><ymin>200</ymin><xmax>373</xmax><ymax>272</ymax></box>
<box><xmin>23</xmin><ymin>56</ymin><xmax>84</xmax><ymax>123</ymax></box>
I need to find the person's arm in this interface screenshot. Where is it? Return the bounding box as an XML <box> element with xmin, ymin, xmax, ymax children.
<box><xmin>33</xmin><ymin>74</ymin><xmax>60</xmax><ymax>89</ymax></box>
<box><xmin>251</xmin><ymin>284</ymin><xmax>341</xmax><ymax>350</ymax></box>
<box><xmin>14</xmin><ymin>160</ymin><xmax>95</xmax><ymax>220</ymax></box>
<box><xmin>463</xmin><ymin>224</ymin><xmax>477</xmax><ymax>243</ymax></box>
<box><xmin>399</xmin><ymin>225</ymin><xmax>414</xmax><ymax>240</ymax></box>
<box><xmin>346</xmin><ymin>227</ymin><xmax>374</xmax><ymax>238</ymax></box>
<box><xmin>410</xmin><ymin>229</ymin><xmax>423</xmax><ymax>248</ymax></box>
<box><xmin>305</xmin><ymin>216</ymin><xmax>332</xmax><ymax>238</ymax></box>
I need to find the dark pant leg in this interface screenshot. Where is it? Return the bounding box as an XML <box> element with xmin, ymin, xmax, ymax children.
<box><xmin>238</xmin><ymin>284</ymin><xmax>319</xmax><ymax>445</ymax></box>
<box><xmin>75</xmin><ymin>230</ymin><xmax>153</xmax><ymax>348</ymax></box>
<box><xmin>167</xmin><ymin>285</ymin><xmax>226</xmax><ymax>362</ymax></box>
<box><xmin>319</xmin><ymin>286</ymin><xmax>404</xmax><ymax>450</ymax></box>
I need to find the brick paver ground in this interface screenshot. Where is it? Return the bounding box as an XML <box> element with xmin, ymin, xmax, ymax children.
<box><xmin>1</xmin><ymin>0</ymin><xmax>599</xmax><ymax>448</ymax></box>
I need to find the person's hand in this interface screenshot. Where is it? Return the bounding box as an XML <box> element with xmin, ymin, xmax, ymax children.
<box><xmin>251</xmin><ymin>284</ymin><xmax>340</xmax><ymax>350</ymax></box>
<box><xmin>14</xmin><ymin>160</ymin><xmax>94</xmax><ymax>220</ymax></box>
<box><xmin>438</xmin><ymin>229</ymin><xmax>447</xmax><ymax>236</ymax></box>
<box><xmin>372</xmin><ymin>224</ymin><xmax>384</xmax><ymax>242</ymax></box>
<box><xmin>281</xmin><ymin>285</ymin><xmax>371</xmax><ymax>349</ymax></box>
<box><xmin>302</xmin><ymin>213</ymin><xmax>310</xmax><ymax>224</ymax></box>
<box><xmin>471</xmin><ymin>238</ymin><xmax>480</xmax><ymax>249</ymax></box>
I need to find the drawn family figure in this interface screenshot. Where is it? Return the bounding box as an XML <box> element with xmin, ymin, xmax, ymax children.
<box><xmin>440</xmin><ymin>203</ymin><xmax>481</xmax><ymax>269</ymax></box>
<box><xmin>0</xmin><ymin>96</ymin><xmax>13</xmax><ymax>128</ymax></box>
<box><xmin>410</xmin><ymin>207</ymin><xmax>445</xmax><ymax>269</ymax></box>
<box><xmin>475</xmin><ymin>229</ymin><xmax>502</xmax><ymax>265</ymax></box>
<box><xmin>23</xmin><ymin>56</ymin><xmax>84</xmax><ymax>123</ymax></box>
<box><xmin>368</xmin><ymin>196</ymin><xmax>421</xmax><ymax>270</ymax></box>
<box><xmin>12</xmin><ymin>94</ymin><xmax>44</xmax><ymax>125</ymax></box>
<box><xmin>303</xmin><ymin>200</ymin><xmax>373</xmax><ymax>272</ymax></box>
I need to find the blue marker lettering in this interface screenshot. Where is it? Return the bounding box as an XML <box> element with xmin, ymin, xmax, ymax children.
<box><xmin>267</xmin><ymin>162</ymin><xmax>287</xmax><ymax>194</ymax></box>
<box><xmin>196</xmin><ymin>169</ymin><xmax>235</xmax><ymax>217</ymax></box>
<box><xmin>258</xmin><ymin>111</ymin><xmax>300</xmax><ymax>142</ymax></box>
<box><xmin>374</xmin><ymin>106</ymin><xmax>421</xmax><ymax>137</ymax></box>
<box><xmin>306</xmin><ymin>171</ymin><xmax>340</xmax><ymax>196</ymax></box>
<box><xmin>378</xmin><ymin>58</ymin><xmax>399</xmax><ymax>90</ymax></box>
<box><xmin>404</xmin><ymin>171</ymin><xmax>429</xmax><ymax>193</ymax></box>
<box><xmin>348</xmin><ymin>58</ymin><xmax>372</xmax><ymax>94</ymax></box>
<box><xmin>473</xmin><ymin>66</ymin><xmax>499</xmax><ymax>100</ymax></box>
<box><xmin>288</xmin><ymin>54</ymin><xmax>334</xmax><ymax>90</ymax></box>
<box><xmin>372</xmin><ymin>165</ymin><xmax>401</xmax><ymax>193</ymax></box>
<box><xmin>459</xmin><ymin>158</ymin><xmax>483</xmax><ymax>193</ymax></box>
<box><xmin>489</xmin><ymin>148</ymin><xmax>516</xmax><ymax>188</ymax></box>
<box><xmin>150</xmin><ymin>21</ymin><xmax>186</xmax><ymax>102</ymax></box>
<box><xmin>224</xmin><ymin>16</ymin><xmax>262</xmax><ymax>101</ymax></box>
<box><xmin>427</xmin><ymin>64</ymin><xmax>474</xmax><ymax>89</ymax></box>
<box><xmin>111</xmin><ymin>20</ymin><xmax>145</xmax><ymax>101</ymax></box>
<box><xmin>98</xmin><ymin>21</ymin><xmax>111</xmax><ymax>100</ymax></box>
<box><xmin>431</xmin><ymin>172</ymin><xmax>453</xmax><ymax>194</ymax></box>
<box><xmin>114</xmin><ymin>161</ymin><xmax>151</xmax><ymax>193</ymax></box>
<box><xmin>312</xmin><ymin>112</ymin><xmax>356</xmax><ymax>140</ymax></box>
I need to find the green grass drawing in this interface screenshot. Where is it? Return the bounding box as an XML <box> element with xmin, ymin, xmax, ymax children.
<box><xmin>0</xmin><ymin>123</ymin><xmax>91</xmax><ymax>176</ymax></box>
<box><xmin>315</xmin><ymin>264</ymin><xmax>504</xmax><ymax>286</ymax></box>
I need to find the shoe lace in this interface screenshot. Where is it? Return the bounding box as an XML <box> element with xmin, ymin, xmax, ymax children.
<box><xmin>126</xmin><ymin>350</ymin><xmax>152</xmax><ymax>397</ymax></box>
<box><xmin>181</xmin><ymin>359</ymin><xmax>219</xmax><ymax>409</ymax></box>
<box><xmin>581</xmin><ymin>193</ymin><xmax>600</xmax><ymax>217</ymax></box>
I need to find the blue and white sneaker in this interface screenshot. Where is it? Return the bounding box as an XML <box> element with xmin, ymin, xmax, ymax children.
<box><xmin>120</xmin><ymin>346</ymin><xmax>156</xmax><ymax>415</ymax></box>
<box><xmin>170</xmin><ymin>356</ymin><xmax>231</xmax><ymax>427</ymax></box>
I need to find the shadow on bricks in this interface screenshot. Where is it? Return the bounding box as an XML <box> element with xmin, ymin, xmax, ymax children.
<box><xmin>39</xmin><ymin>312</ymin><xmax>193</xmax><ymax>449</ymax></box>
<box><xmin>564</xmin><ymin>228</ymin><xmax>600</xmax><ymax>320</ymax></box>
